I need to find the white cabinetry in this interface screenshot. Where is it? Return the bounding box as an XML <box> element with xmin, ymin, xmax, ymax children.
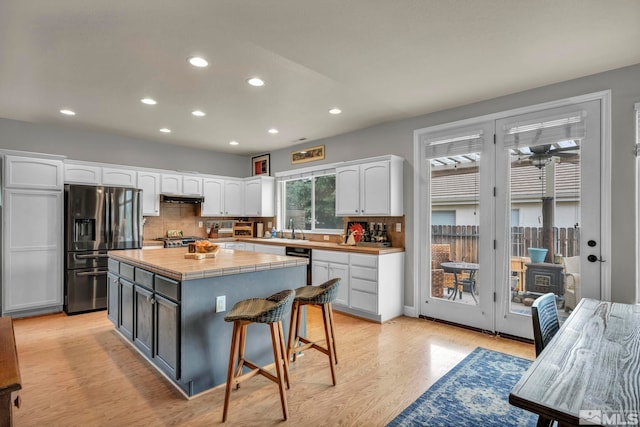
<box><xmin>223</xmin><ymin>179</ymin><xmax>244</xmax><ymax>216</ymax></box>
<box><xmin>5</xmin><ymin>155</ymin><xmax>63</xmax><ymax>190</ymax></box>
<box><xmin>161</xmin><ymin>173</ymin><xmax>203</xmax><ymax>196</ymax></box>
<box><xmin>200</xmin><ymin>178</ymin><xmax>225</xmax><ymax>216</ymax></box>
<box><xmin>64</xmin><ymin>161</ymin><xmax>102</xmax><ymax>185</ymax></box>
<box><xmin>335</xmin><ymin>156</ymin><xmax>403</xmax><ymax>216</ymax></box>
<box><xmin>137</xmin><ymin>171</ymin><xmax>161</xmax><ymax>216</ymax></box>
<box><xmin>244</xmin><ymin>176</ymin><xmax>275</xmax><ymax>217</ymax></box>
<box><xmin>161</xmin><ymin>173</ymin><xmax>182</xmax><ymax>194</ymax></box>
<box><xmin>312</xmin><ymin>249</ymin><xmax>404</xmax><ymax>322</ymax></box>
<box><xmin>312</xmin><ymin>250</ymin><xmax>350</xmax><ymax>307</ymax></box>
<box><xmin>102</xmin><ymin>167</ymin><xmax>137</xmax><ymax>187</ymax></box>
<box><xmin>2</xmin><ymin>153</ymin><xmax>64</xmax><ymax>317</ymax></box>
<box><xmin>182</xmin><ymin>175</ymin><xmax>203</xmax><ymax>196</ymax></box>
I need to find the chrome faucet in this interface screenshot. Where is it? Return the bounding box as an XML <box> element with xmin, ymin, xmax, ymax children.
<box><xmin>290</xmin><ymin>218</ymin><xmax>296</xmax><ymax>240</ymax></box>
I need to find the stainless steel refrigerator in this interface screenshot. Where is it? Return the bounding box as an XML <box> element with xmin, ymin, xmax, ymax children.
<box><xmin>64</xmin><ymin>184</ymin><xmax>142</xmax><ymax>314</ymax></box>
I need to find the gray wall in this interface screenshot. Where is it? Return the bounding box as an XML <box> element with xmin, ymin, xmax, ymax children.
<box><xmin>271</xmin><ymin>63</ymin><xmax>640</xmax><ymax>307</ymax></box>
<box><xmin>0</xmin><ymin>117</ymin><xmax>248</xmax><ymax>176</ymax></box>
<box><xmin>2</xmin><ymin>63</ymin><xmax>638</xmax><ymax>308</ymax></box>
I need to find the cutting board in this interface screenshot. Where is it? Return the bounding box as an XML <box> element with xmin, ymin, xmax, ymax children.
<box><xmin>184</xmin><ymin>250</ymin><xmax>219</xmax><ymax>259</ymax></box>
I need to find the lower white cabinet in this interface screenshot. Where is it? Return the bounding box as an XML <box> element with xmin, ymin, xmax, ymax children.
<box><xmin>1</xmin><ymin>188</ymin><xmax>63</xmax><ymax>317</ymax></box>
<box><xmin>312</xmin><ymin>249</ymin><xmax>404</xmax><ymax>322</ymax></box>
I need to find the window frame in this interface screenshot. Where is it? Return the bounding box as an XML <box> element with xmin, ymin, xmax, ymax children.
<box><xmin>278</xmin><ymin>171</ymin><xmax>342</xmax><ymax>234</ymax></box>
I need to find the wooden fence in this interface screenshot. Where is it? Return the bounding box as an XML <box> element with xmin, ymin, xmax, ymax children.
<box><xmin>431</xmin><ymin>225</ymin><xmax>580</xmax><ymax>263</ymax></box>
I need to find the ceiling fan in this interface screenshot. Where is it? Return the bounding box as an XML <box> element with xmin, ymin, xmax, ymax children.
<box><xmin>512</xmin><ymin>143</ymin><xmax>580</xmax><ymax>169</ymax></box>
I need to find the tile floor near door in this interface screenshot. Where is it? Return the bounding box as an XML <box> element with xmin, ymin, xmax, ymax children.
<box><xmin>11</xmin><ymin>307</ymin><xmax>534</xmax><ymax>426</ymax></box>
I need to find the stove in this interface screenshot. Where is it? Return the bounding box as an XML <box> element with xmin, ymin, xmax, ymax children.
<box><xmin>155</xmin><ymin>236</ymin><xmax>206</xmax><ymax>248</ymax></box>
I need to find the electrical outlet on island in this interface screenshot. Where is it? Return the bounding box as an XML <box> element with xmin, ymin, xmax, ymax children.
<box><xmin>216</xmin><ymin>296</ymin><xmax>226</xmax><ymax>312</ymax></box>
<box><xmin>323</xmin><ymin>235</ymin><xmax>330</xmax><ymax>241</ymax></box>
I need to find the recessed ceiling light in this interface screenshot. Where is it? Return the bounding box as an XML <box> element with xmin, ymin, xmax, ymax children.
<box><xmin>329</xmin><ymin>108</ymin><xmax>342</xmax><ymax>115</ymax></box>
<box><xmin>141</xmin><ymin>98</ymin><xmax>157</xmax><ymax>105</ymax></box>
<box><xmin>229</xmin><ymin>140</ymin><xmax>239</xmax><ymax>146</ymax></box>
<box><xmin>188</xmin><ymin>56</ymin><xmax>209</xmax><ymax>67</ymax></box>
<box><xmin>268</xmin><ymin>128</ymin><xmax>279</xmax><ymax>134</ymax></box>
<box><xmin>247</xmin><ymin>77</ymin><xmax>265</xmax><ymax>87</ymax></box>
<box><xmin>192</xmin><ymin>110</ymin><xmax>206</xmax><ymax>117</ymax></box>
<box><xmin>159</xmin><ymin>128</ymin><xmax>171</xmax><ymax>133</ymax></box>
<box><xmin>60</xmin><ymin>109</ymin><xmax>76</xmax><ymax>116</ymax></box>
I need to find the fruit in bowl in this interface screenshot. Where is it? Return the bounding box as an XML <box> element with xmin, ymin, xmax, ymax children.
<box><xmin>195</xmin><ymin>241</ymin><xmax>219</xmax><ymax>253</ymax></box>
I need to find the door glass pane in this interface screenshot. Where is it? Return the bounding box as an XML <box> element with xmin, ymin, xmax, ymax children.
<box><xmin>430</xmin><ymin>153</ymin><xmax>480</xmax><ymax>305</ymax></box>
<box><xmin>508</xmin><ymin>141</ymin><xmax>580</xmax><ymax>319</ymax></box>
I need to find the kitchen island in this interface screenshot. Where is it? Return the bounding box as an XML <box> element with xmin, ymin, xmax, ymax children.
<box><xmin>107</xmin><ymin>247</ymin><xmax>308</xmax><ymax>398</ymax></box>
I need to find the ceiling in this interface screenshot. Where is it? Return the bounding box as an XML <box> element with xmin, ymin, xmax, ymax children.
<box><xmin>1</xmin><ymin>1</ymin><xmax>639</xmax><ymax>156</ymax></box>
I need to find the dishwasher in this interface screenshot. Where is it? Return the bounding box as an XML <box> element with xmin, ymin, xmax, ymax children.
<box><xmin>285</xmin><ymin>246</ymin><xmax>312</xmax><ymax>286</ymax></box>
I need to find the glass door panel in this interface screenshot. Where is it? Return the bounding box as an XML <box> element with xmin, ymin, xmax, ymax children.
<box><xmin>418</xmin><ymin>121</ymin><xmax>495</xmax><ymax>333</ymax></box>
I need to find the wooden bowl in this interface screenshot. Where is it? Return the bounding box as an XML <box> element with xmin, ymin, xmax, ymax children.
<box><xmin>196</xmin><ymin>243</ymin><xmax>219</xmax><ymax>253</ymax></box>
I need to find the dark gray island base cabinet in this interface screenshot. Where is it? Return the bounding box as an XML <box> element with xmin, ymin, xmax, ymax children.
<box><xmin>107</xmin><ymin>259</ymin><xmax>306</xmax><ymax>397</ymax></box>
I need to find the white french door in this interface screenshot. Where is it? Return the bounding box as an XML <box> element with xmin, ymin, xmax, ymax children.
<box><xmin>416</xmin><ymin>96</ymin><xmax>606</xmax><ymax>339</ymax></box>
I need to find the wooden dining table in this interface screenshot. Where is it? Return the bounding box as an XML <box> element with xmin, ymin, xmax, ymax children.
<box><xmin>509</xmin><ymin>298</ymin><xmax>640</xmax><ymax>426</ymax></box>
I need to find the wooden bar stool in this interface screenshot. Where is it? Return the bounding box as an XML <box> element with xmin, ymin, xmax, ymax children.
<box><xmin>222</xmin><ymin>289</ymin><xmax>295</xmax><ymax>422</ymax></box>
<box><xmin>287</xmin><ymin>278</ymin><xmax>341</xmax><ymax>385</ymax></box>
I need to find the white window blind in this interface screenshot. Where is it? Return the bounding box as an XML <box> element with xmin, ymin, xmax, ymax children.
<box><xmin>275</xmin><ymin>165</ymin><xmax>336</xmax><ymax>181</ymax></box>
<box><xmin>422</xmin><ymin>127</ymin><xmax>485</xmax><ymax>160</ymax></box>
<box><xmin>501</xmin><ymin>106</ymin><xmax>587</xmax><ymax>150</ymax></box>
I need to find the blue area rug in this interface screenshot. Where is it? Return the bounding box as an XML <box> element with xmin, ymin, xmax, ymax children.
<box><xmin>387</xmin><ymin>347</ymin><xmax>537</xmax><ymax>426</ymax></box>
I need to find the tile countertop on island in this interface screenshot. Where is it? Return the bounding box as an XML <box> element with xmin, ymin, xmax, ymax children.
<box><xmin>108</xmin><ymin>247</ymin><xmax>309</xmax><ymax>282</ymax></box>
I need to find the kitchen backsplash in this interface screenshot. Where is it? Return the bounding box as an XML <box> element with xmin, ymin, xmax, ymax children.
<box><xmin>143</xmin><ymin>203</ymin><xmax>405</xmax><ymax>248</ymax></box>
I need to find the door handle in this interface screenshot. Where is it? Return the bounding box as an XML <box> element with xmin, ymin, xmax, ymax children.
<box><xmin>76</xmin><ymin>254</ymin><xmax>109</xmax><ymax>259</ymax></box>
<box><xmin>76</xmin><ymin>271</ymin><xmax>108</xmax><ymax>277</ymax></box>
<box><xmin>587</xmin><ymin>255</ymin><xmax>605</xmax><ymax>263</ymax></box>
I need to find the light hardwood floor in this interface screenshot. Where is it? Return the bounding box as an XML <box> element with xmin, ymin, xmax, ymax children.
<box><xmin>12</xmin><ymin>308</ymin><xmax>534</xmax><ymax>426</ymax></box>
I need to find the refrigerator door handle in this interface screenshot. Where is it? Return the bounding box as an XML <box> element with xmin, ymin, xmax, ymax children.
<box><xmin>75</xmin><ymin>253</ymin><xmax>109</xmax><ymax>259</ymax></box>
<box><xmin>105</xmin><ymin>190</ymin><xmax>112</xmax><ymax>247</ymax></box>
<box><xmin>75</xmin><ymin>271</ymin><xmax>108</xmax><ymax>277</ymax></box>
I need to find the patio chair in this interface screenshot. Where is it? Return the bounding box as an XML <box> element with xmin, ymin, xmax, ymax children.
<box><xmin>563</xmin><ymin>256</ymin><xmax>581</xmax><ymax>312</ymax></box>
<box><xmin>431</xmin><ymin>244</ymin><xmax>457</xmax><ymax>297</ymax></box>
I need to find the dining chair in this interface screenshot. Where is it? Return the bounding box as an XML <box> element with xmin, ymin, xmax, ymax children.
<box><xmin>531</xmin><ymin>292</ymin><xmax>560</xmax><ymax>357</ymax></box>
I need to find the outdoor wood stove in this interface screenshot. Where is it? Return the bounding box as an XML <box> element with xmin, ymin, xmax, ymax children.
<box><xmin>525</xmin><ymin>263</ymin><xmax>565</xmax><ymax>299</ymax></box>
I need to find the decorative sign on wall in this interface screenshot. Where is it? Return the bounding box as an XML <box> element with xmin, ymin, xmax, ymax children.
<box><xmin>251</xmin><ymin>153</ymin><xmax>270</xmax><ymax>176</ymax></box>
<box><xmin>291</xmin><ymin>145</ymin><xmax>325</xmax><ymax>164</ymax></box>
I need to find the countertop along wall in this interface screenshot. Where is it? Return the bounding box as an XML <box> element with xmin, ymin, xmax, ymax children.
<box><xmin>1</xmin><ymin>63</ymin><xmax>639</xmax><ymax>310</ymax></box>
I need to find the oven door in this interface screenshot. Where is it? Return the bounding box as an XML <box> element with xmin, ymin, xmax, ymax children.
<box><xmin>65</xmin><ymin>267</ymin><xmax>108</xmax><ymax>314</ymax></box>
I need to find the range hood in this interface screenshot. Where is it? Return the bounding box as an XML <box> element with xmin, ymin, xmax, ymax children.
<box><xmin>160</xmin><ymin>194</ymin><xmax>205</xmax><ymax>204</ymax></box>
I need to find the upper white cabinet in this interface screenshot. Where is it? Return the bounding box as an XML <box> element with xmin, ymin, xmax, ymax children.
<box><xmin>4</xmin><ymin>154</ymin><xmax>64</xmax><ymax>190</ymax></box>
<box><xmin>182</xmin><ymin>175</ymin><xmax>203</xmax><ymax>196</ymax></box>
<box><xmin>160</xmin><ymin>173</ymin><xmax>182</xmax><ymax>194</ymax></box>
<box><xmin>161</xmin><ymin>173</ymin><xmax>202</xmax><ymax>196</ymax></box>
<box><xmin>65</xmin><ymin>161</ymin><xmax>101</xmax><ymax>185</ymax></box>
<box><xmin>223</xmin><ymin>179</ymin><xmax>244</xmax><ymax>216</ymax></box>
<box><xmin>137</xmin><ymin>171</ymin><xmax>161</xmax><ymax>216</ymax></box>
<box><xmin>65</xmin><ymin>161</ymin><xmax>136</xmax><ymax>188</ymax></box>
<box><xmin>201</xmin><ymin>178</ymin><xmax>225</xmax><ymax>216</ymax></box>
<box><xmin>335</xmin><ymin>155</ymin><xmax>403</xmax><ymax>216</ymax></box>
<box><xmin>244</xmin><ymin>176</ymin><xmax>275</xmax><ymax>217</ymax></box>
<box><xmin>102</xmin><ymin>167</ymin><xmax>137</xmax><ymax>187</ymax></box>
